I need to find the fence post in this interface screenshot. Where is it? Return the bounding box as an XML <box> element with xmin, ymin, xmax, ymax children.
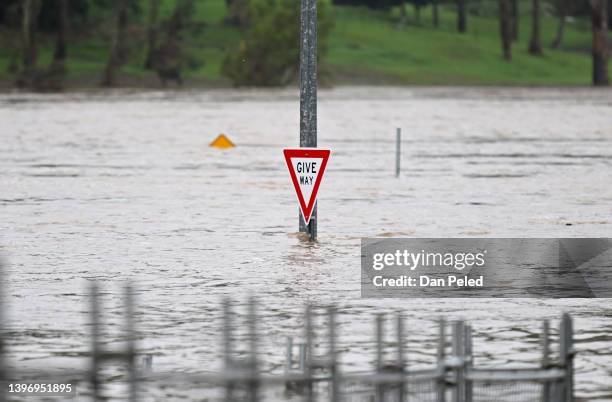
<box><xmin>0</xmin><ymin>261</ymin><xmax>5</xmax><ymax>402</ymax></box>
<box><xmin>436</xmin><ymin>319</ymin><xmax>446</xmax><ymax>402</ymax></box>
<box><xmin>286</xmin><ymin>337</ymin><xmax>294</xmax><ymax>372</ymax></box>
<box><xmin>90</xmin><ymin>283</ymin><xmax>101</xmax><ymax>402</ymax></box>
<box><xmin>125</xmin><ymin>283</ymin><xmax>137</xmax><ymax>402</ymax></box>
<box><xmin>222</xmin><ymin>299</ymin><xmax>234</xmax><ymax>402</ymax></box>
<box><xmin>541</xmin><ymin>319</ymin><xmax>550</xmax><ymax>402</ymax></box>
<box><xmin>248</xmin><ymin>298</ymin><xmax>259</xmax><ymax>402</ymax></box>
<box><xmin>375</xmin><ymin>313</ymin><xmax>384</xmax><ymax>402</ymax></box>
<box><xmin>299</xmin><ymin>343</ymin><xmax>307</xmax><ymax>372</ymax></box>
<box><xmin>395</xmin><ymin>128</ymin><xmax>401</xmax><ymax>177</ymax></box>
<box><xmin>464</xmin><ymin>325</ymin><xmax>472</xmax><ymax>402</ymax></box>
<box><xmin>452</xmin><ymin>321</ymin><xmax>465</xmax><ymax>402</ymax></box>
<box><xmin>560</xmin><ymin>314</ymin><xmax>574</xmax><ymax>402</ymax></box>
<box><xmin>328</xmin><ymin>307</ymin><xmax>339</xmax><ymax>402</ymax></box>
<box><xmin>305</xmin><ymin>305</ymin><xmax>314</xmax><ymax>402</ymax></box>
<box><xmin>396</xmin><ymin>314</ymin><xmax>405</xmax><ymax>402</ymax></box>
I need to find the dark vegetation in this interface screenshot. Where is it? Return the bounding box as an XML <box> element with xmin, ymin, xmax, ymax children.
<box><xmin>0</xmin><ymin>0</ymin><xmax>608</xmax><ymax>90</ymax></box>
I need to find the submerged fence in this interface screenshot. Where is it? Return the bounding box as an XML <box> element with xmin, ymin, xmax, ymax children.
<box><xmin>0</xmin><ymin>283</ymin><xmax>575</xmax><ymax>401</ymax></box>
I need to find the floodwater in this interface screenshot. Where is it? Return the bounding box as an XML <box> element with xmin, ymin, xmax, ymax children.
<box><xmin>1</xmin><ymin>87</ymin><xmax>611</xmax><ymax>401</ymax></box>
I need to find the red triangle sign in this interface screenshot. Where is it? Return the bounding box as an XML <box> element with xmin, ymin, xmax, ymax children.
<box><xmin>283</xmin><ymin>148</ymin><xmax>331</xmax><ymax>225</ymax></box>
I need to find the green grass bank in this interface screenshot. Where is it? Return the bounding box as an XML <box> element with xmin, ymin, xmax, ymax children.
<box><xmin>0</xmin><ymin>0</ymin><xmax>599</xmax><ymax>89</ymax></box>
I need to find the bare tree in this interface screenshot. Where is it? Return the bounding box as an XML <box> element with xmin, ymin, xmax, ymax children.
<box><xmin>432</xmin><ymin>0</ymin><xmax>439</xmax><ymax>27</ymax></box>
<box><xmin>499</xmin><ymin>0</ymin><xmax>512</xmax><ymax>61</ymax></box>
<box><xmin>551</xmin><ymin>0</ymin><xmax>567</xmax><ymax>49</ymax></box>
<box><xmin>510</xmin><ymin>0</ymin><xmax>518</xmax><ymax>41</ymax></box>
<box><xmin>457</xmin><ymin>0</ymin><xmax>467</xmax><ymax>33</ymax></box>
<box><xmin>590</xmin><ymin>0</ymin><xmax>609</xmax><ymax>86</ymax></box>
<box><xmin>528</xmin><ymin>0</ymin><xmax>543</xmax><ymax>55</ymax></box>
<box><xmin>144</xmin><ymin>0</ymin><xmax>160</xmax><ymax>69</ymax></box>
<box><xmin>101</xmin><ymin>0</ymin><xmax>130</xmax><ymax>87</ymax></box>
<box><xmin>53</xmin><ymin>0</ymin><xmax>69</xmax><ymax>64</ymax></box>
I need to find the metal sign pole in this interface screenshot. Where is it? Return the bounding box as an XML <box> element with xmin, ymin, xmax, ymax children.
<box><xmin>299</xmin><ymin>0</ymin><xmax>317</xmax><ymax>241</ymax></box>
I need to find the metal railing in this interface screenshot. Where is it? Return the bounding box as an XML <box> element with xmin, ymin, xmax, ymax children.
<box><xmin>282</xmin><ymin>306</ymin><xmax>574</xmax><ymax>402</ymax></box>
<box><xmin>0</xmin><ymin>283</ymin><xmax>575</xmax><ymax>401</ymax></box>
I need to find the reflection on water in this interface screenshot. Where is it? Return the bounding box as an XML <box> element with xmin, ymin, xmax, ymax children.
<box><xmin>1</xmin><ymin>87</ymin><xmax>611</xmax><ymax>400</ymax></box>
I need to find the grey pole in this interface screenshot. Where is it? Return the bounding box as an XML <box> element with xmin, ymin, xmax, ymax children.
<box><xmin>560</xmin><ymin>314</ymin><xmax>574</xmax><ymax>402</ymax></box>
<box><xmin>285</xmin><ymin>337</ymin><xmax>293</xmax><ymax>372</ymax></box>
<box><xmin>452</xmin><ymin>321</ymin><xmax>465</xmax><ymax>402</ymax></box>
<box><xmin>90</xmin><ymin>283</ymin><xmax>101</xmax><ymax>402</ymax></box>
<box><xmin>397</xmin><ymin>314</ymin><xmax>406</xmax><ymax>402</ymax></box>
<box><xmin>464</xmin><ymin>325</ymin><xmax>473</xmax><ymax>402</ymax></box>
<box><xmin>436</xmin><ymin>319</ymin><xmax>446</xmax><ymax>402</ymax></box>
<box><xmin>222</xmin><ymin>299</ymin><xmax>234</xmax><ymax>402</ymax></box>
<box><xmin>125</xmin><ymin>283</ymin><xmax>137</xmax><ymax>402</ymax></box>
<box><xmin>395</xmin><ymin>128</ymin><xmax>401</xmax><ymax>177</ymax></box>
<box><xmin>299</xmin><ymin>0</ymin><xmax>318</xmax><ymax>241</ymax></box>
<box><xmin>328</xmin><ymin>307</ymin><xmax>339</xmax><ymax>402</ymax></box>
<box><xmin>541</xmin><ymin>320</ymin><xmax>550</xmax><ymax>402</ymax></box>
<box><xmin>375</xmin><ymin>313</ymin><xmax>385</xmax><ymax>402</ymax></box>
<box><xmin>248</xmin><ymin>298</ymin><xmax>259</xmax><ymax>402</ymax></box>
<box><xmin>304</xmin><ymin>305</ymin><xmax>314</xmax><ymax>402</ymax></box>
<box><xmin>0</xmin><ymin>260</ymin><xmax>5</xmax><ymax>402</ymax></box>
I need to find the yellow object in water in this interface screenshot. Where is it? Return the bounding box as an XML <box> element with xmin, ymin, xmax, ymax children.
<box><xmin>210</xmin><ymin>134</ymin><xmax>236</xmax><ymax>149</ymax></box>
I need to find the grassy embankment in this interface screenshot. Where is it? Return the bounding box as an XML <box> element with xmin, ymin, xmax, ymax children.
<box><xmin>0</xmin><ymin>0</ymin><xmax>597</xmax><ymax>88</ymax></box>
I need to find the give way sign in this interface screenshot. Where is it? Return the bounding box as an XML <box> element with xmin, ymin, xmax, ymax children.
<box><xmin>283</xmin><ymin>149</ymin><xmax>331</xmax><ymax>225</ymax></box>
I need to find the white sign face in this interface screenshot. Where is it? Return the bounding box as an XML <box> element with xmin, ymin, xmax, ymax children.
<box><xmin>290</xmin><ymin>157</ymin><xmax>324</xmax><ymax>209</ymax></box>
<box><xmin>283</xmin><ymin>149</ymin><xmax>331</xmax><ymax>224</ymax></box>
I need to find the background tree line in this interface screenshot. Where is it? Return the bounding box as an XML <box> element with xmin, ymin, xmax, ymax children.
<box><xmin>0</xmin><ymin>0</ymin><xmax>608</xmax><ymax>89</ymax></box>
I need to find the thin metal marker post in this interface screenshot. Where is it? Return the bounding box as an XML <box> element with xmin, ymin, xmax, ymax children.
<box><xmin>396</xmin><ymin>128</ymin><xmax>401</xmax><ymax>177</ymax></box>
<box><xmin>299</xmin><ymin>0</ymin><xmax>318</xmax><ymax>241</ymax></box>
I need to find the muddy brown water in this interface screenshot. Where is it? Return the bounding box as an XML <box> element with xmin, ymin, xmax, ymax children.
<box><xmin>1</xmin><ymin>87</ymin><xmax>611</xmax><ymax>401</ymax></box>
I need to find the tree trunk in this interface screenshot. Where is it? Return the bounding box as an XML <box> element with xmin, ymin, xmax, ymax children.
<box><xmin>432</xmin><ymin>0</ymin><xmax>439</xmax><ymax>27</ymax></box>
<box><xmin>528</xmin><ymin>0</ymin><xmax>543</xmax><ymax>55</ymax></box>
<box><xmin>510</xmin><ymin>0</ymin><xmax>518</xmax><ymax>41</ymax></box>
<box><xmin>6</xmin><ymin>3</ymin><xmax>21</xmax><ymax>73</ymax></box>
<box><xmin>499</xmin><ymin>0</ymin><xmax>512</xmax><ymax>61</ymax></box>
<box><xmin>590</xmin><ymin>0</ymin><xmax>609</xmax><ymax>86</ymax></box>
<box><xmin>22</xmin><ymin>0</ymin><xmax>41</xmax><ymax>71</ymax></box>
<box><xmin>551</xmin><ymin>1</ymin><xmax>566</xmax><ymax>49</ymax></box>
<box><xmin>227</xmin><ymin>0</ymin><xmax>249</xmax><ymax>27</ymax></box>
<box><xmin>457</xmin><ymin>0</ymin><xmax>467</xmax><ymax>33</ymax></box>
<box><xmin>414</xmin><ymin>4</ymin><xmax>421</xmax><ymax>26</ymax></box>
<box><xmin>101</xmin><ymin>0</ymin><xmax>130</xmax><ymax>87</ymax></box>
<box><xmin>398</xmin><ymin>2</ymin><xmax>408</xmax><ymax>29</ymax></box>
<box><xmin>144</xmin><ymin>0</ymin><xmax>160</xmax><ymax>69</ymax></box>
<box><xmin>53</xmin><ymin>0</ymin><xmax>69</xmax><ymax>63</ymax></box>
